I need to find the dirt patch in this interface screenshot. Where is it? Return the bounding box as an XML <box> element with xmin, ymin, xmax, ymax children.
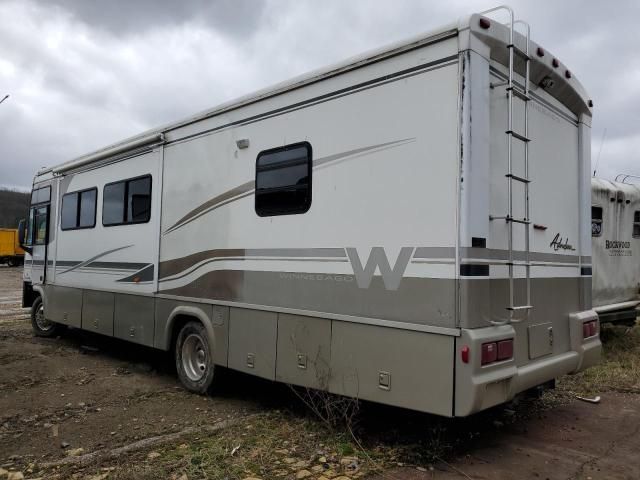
<box><xmin>0</xmin><ymin>266</ymin><xmax>259</xmax><ymax>478</ymax></box>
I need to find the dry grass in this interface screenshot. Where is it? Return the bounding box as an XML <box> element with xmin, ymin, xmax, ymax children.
<box><xmin>557</xmin><ymin>323</ymin><xmax>640</xmax><ymax>396</ymax></box>
<box><xmin>95</xmin><ymin>411</ymin><xmax>373</xmax><ymax>480</ymax></box>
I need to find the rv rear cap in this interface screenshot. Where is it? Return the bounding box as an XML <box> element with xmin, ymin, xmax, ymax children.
<box><xmin>465</xmin><ymin>8</ymin><xmax>592</xmax><ymax>117</ymax></box>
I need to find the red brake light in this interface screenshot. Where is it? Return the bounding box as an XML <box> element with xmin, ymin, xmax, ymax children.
<box><xmin>497</xmin><ymin>339</ymin><xmax>514</xmax><ymax>361</ymax></box>
<box><xmin>552</xmin><ymin>58</ymin><xmax>559</xmax><ymax>68</ymax></box>
<box><xmin>565</xmin><ymin>70</ymin><xmax>572</xmax><ymax>79</ymax></box>
<box><xmin>481</xmin><ymin>342</ymin><xmax>497</xmax><ymax>365</ymax></box>
<box><xmin>583</xmin><ymin>320</ymin><xmax>598</xmax><ymax>339</ymax></box>
<box><xmin>536</xmin><ymin>47</ymin><xmax>545</xmax><ymax>57</ymax></box>
<box><xmin>479</xmin><ymin>18</ymin><xmax>491</xmax><ymax>29</ymax></box>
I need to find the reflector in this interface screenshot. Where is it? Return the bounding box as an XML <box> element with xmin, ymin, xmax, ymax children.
<box><xmin>461</xmin><ymin>345</ymin><xmax>470</xmax><ymax>363</ymax></box>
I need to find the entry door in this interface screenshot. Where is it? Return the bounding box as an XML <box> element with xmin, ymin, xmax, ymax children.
<box><xmin>30</xmin><ymin>204</ymin><xmax>50</xmax><ymax>284</ymax></box>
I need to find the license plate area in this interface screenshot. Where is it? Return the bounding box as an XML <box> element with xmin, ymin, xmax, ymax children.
<box><xmin>528</xmin><ymin>322</ymin><xmax>553</xmax><ymax>359</ymax></box>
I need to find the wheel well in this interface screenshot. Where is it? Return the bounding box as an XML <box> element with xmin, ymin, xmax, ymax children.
<box><xmin>23</xmin><ymin>283</ymin><xmax>38</xmax><ymax>308</ymax></box>
<box><xmin>169</xmin><ymin>314</ymin><xmax>201</xmax><ymax>351</ymax></box>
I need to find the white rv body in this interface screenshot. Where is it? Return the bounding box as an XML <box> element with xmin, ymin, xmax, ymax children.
<box><xmin>591</xmin><ymin>178</ymin><xmax>640</xmax><ymax>323</ymax></box>
<box><xmin>22</xmin><ymin>10</ymin><xmax>600</xmax><ymax>417</ymax></box>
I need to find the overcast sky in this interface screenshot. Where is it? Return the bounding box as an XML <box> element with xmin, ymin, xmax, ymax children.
<box><xmin>0</xmin><ymin>0</ymin><xmax>638</xmax><ymax>190</ymax></box>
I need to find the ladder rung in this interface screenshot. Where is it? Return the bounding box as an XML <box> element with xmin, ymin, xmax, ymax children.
<box><xmin>507</xmin><ymin>44</ymin><xmax>530</xmax><ymax>60</ymax></box>
<box><xmin>506</xmin><ymin>130</ymin><xmax>530</xmax><ymax>142</ymax></box>
<box><xmin>506</xmin><ymin>305</ymin><xmax>533</xmax><ymax>311</ymax></box>
<box><xmin>507</xmin><ymin>86</ymin><xmax>531</xmax><ymax>101</ymax></box>
<box><xmin>489</xmin><ymin>215</ymin><xmax>531</xmax><ymax>225</ymax></box>
<box><xmin>506</xmin><ymin>173</ymin><xmax>531</xmax><ymax>183</ymax></box>
<box><xmin>490</xmin><ymin>81</ymin><xmax>508</xmax><ymax>89</ymax></box>
<box><xmin>508</xmin><ymin>217</ymin><xmax>531</xmax><ymax>225</ymax></box>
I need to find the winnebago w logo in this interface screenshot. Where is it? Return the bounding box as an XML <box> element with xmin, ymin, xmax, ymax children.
<box><xmin>346</xmin><ymin>247</ymin><xmax>414</xmax><ymax>291</ymax></box>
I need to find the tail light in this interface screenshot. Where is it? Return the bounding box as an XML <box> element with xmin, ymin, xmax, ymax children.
<box><xmin>583</xmin><ymin>320</ymin><xmax>598</xmax><ymax>339</ymax></box>
<box><xmin>497</xmin><ymin>339</ymin><xmax>514</xmax><ymax>360</ymax></box>
<box><xmin>481</xmin><ymin>339</ymin><xmax>514</xmax><ymax>365</ymax></box>
<box><xmin>479</xmin><ymin>18</ymin><xmax>491</xmax><ymax>29</ymax></box>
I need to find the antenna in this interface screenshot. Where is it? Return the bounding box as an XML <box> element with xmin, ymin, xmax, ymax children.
<box><xmin>0</xmin><ymin>94</ymin><xmax>9</xmax><ymax>106</ymax></box>
<box><xmin>592</xmin><ymin>127</ymin><xmax>607</xmax><ymax>177</ymax></box>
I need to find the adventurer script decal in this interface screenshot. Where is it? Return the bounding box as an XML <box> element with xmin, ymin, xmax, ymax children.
<box><xmin>550</xmin><ymin>233</ymin><xmax>576</xmax><ymax>252</ymax></box>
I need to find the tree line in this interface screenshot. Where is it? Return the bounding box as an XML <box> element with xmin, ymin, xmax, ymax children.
<box><xmin>0</xmin><ymin>188</ymin><xmax>30</xmax><ymax>228</ymax></box>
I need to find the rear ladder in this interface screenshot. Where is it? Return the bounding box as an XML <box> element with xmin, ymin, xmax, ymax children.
<box><xmin>481</xmin><ymin>6</ymin><xmax>533</xmax><ymax>324</ymax></box>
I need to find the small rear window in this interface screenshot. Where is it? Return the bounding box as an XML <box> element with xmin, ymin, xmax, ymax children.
<box><xmin>634</xmin><ymin>211</ymin><xmax>640</xmax><ymax>238</ymax></box>
<box><xmin>592</xmin><ymin>206</ymin><xmax>603</xmax><ymax>237</ymax></box>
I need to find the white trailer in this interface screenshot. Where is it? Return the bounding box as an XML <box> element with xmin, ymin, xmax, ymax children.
<box><xmin>20</xmin><ymin>7</ymin><xmax>600</xmax><ymax>417</ymax></box>
<box><xmin>591</xmin><ymin>177</ymin><xmax>640</xmax><ymax>323</ymax></box>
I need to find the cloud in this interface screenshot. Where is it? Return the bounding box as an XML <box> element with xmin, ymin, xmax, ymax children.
<box><xmin>0</xmin><ymin>0</ymin><xmax>639</xmax><ymax>189</ymax></box>
<box><xmin>46</xmin><ymin>0</ymin><xmax>267</xmax><ymax>38</ymax></box>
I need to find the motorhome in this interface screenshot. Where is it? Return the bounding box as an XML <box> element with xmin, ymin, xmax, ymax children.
<box><xmin>20</xmin><ymin>7</ymin><xmax>600</xmax><ymax>417</ymax></box>
<box><xmin>591</xmin><ymin>177</ymin><xmax>640</xmax><ymax>324</ymax></box>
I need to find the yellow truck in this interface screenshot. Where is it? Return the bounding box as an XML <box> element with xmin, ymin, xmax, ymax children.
<box><xmin>0</xmin><ymin>228</ymin><xmax>25</xmax><ymax>266</ymax></box>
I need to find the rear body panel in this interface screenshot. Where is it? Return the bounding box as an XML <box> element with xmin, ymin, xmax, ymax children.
<box><xmin>454</xmin><ymin>14</ymin><xmax>598</xmax><ymax>416</ymax></box>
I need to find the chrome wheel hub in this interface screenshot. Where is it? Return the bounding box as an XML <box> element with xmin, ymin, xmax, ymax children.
<box><xmin>35</xmin><ymin>303</ymin><xmax>53</xmax><ymax>331</ymax></box>
<box><xmin>182</xmin><ymin>333</ymin><xmax>208</xmax><ymax>382</ymax></box>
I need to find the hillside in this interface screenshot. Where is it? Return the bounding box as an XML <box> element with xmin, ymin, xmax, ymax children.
<box><xmin>0</xmin><ymin>188</ymin><xmax>30</xmax><ymax>228</ymax></box>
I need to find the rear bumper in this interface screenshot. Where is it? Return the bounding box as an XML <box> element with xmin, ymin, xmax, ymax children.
<box><xmin>594</xmin><ymin>301</ymin><xmax>639</xmax><ymax>324</ymax></box>
<box><xmin>454</xmin><ymin>310</ymin><xmax>601</xmax><ymax>416</ymax></box>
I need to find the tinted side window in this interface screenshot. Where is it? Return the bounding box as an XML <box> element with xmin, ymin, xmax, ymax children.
<box><xmin>79</xmin><ymin>189</ymin><xmax>97</xmax><ymax>228</ymax></box>
<box><xmin>255</xmin><ymin>142</ymin><xmax>312</xmax><ymax>217</ymax></box>
<box><xmin>103</xmin><ymin>175</ymin><xmax>152</xmax><ymax>226</ymax></box>
<box><xmin>127</xmin><ymin>176</ymin><xmax>151</xmax><ymax>223</ymax></box>
<box><xmin>634</xmin><ymin>211</ymin><xmax>640</xmax><ymax>238</ymax></box>
<box><xmin>61</xmin><ymin>188</ymin><xmax>97</xmax><ymax>230</ymax></box>
<box><xmin>103</xmin><ymin>182</ymin><xmax>126</xmax><ymax>225</ymax></box>
<box><xmin>31</xmin><ymin>186</ymin><xmax>51</xmax><ymax>205</ymax></box>
<box><xmin>61</xmin><ymin>192</ymin><xmax>79</xmax><ymax>230</ymax></box>
<box><xmin>592</xmin><ymin>206</ymin><xmax>603</xmax><ymax>237</ymax></box>
<box><xmin>34</xmin><ymin>206</ymin><xmax>48</xmax><ymax>245</ymax></box>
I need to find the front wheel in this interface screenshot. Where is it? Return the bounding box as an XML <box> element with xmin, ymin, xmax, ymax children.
<box><xmin>31</xmin><ymin>296</ymin><xmax>63</xmax><ymax>337</ymax></box>
<box><xmin>175</xmin><ymin>321</ymin><xmax>215</xmax><ymax>394</ymax></box>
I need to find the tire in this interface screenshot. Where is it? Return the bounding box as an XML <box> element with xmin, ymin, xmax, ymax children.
<box><xmin>7</xmin><ymin>258</ymin><xmax>16</xmax><ymax>267</ymax></box>
<box><xmin>175</xmin><ymin>321</ymin><xmax>215</xmax><ymax>394</ymax></box>
<box><xmin>31</xmin><ymin>296</ymin><xmax>62</xmax><ymax>337</ymax></box>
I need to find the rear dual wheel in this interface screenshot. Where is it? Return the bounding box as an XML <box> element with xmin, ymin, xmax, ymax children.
<box><xmin>175</xmin><ymin>321</ymin><xmax>215</xmax><ymax>394</ymax></box>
